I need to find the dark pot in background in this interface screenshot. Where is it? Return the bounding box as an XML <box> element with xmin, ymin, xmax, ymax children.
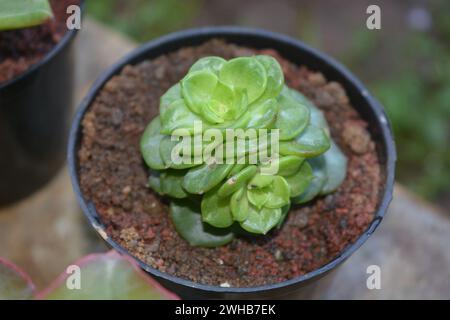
<box><xmin>0</xmin><ymin>2</ymin><xmax>83</xmax><ymax>207</ymax></box>
<box><xmin>68</xmin><ymin>27</ymin><xmax>396</xmax><ymax>299</ymax></box>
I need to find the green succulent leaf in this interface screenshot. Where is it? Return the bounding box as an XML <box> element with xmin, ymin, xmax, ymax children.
<box><xmin>287</xmin><ymin>88</ymin><xmax>329</xmax><ymax>130</ymax></box>
<box><xmin>265</xmin><ymin>176</ymin><xmax>291</xmax><ymax>208</ymax></box>
<box><xmin>159</xmin><ymin>136</ymin><xmax>198</xmax><ymax>169</ymax></box>
<box><xmin>181</xmin><ymin>70</ymin><xmax>218</xmax><ymax>114</ymax></box>
<box><xmin>240</xmin><ymin>206</ymin><xmax>282</xmax><ymax>235</ymax></box>
<box><xmin>160</xmin><ymin>83</ymin><xmax>182</xmax><ymax>111</ymax></box>
<box><xmin>140</xmin><ymin>117</ymin><xmax>166</xmax><ymax>170</ymax></box>
<box><xmin>219</xmin><ymin>57</ymin><xmax>267</xmax><ymax>103</ymax></box>
<box><xmin>247</xmin><ymin>186</ymin><xmax>271</xmax><ymax>209</ymax></box>
<box><xmin>248</xmin><ymin>173</ymin><xmax>274</xmax><ymax>189</ymax></box>
<box><xmin>189</xmin><ymin>56</ymin><xmax>226</xmax><ymax>74</ymax></box>
<box><xmin>279</xmin><ymin>125</ymin><xmax>330</xmax><ymax>158</ymax></box>
<box><xmin>183</xmin><ymin>163</ymin><xmax>234</xmax><ymax>194</ymax></box>
<box><xmin>275</xmin><ymin>90</ymin><xmax>310</xmax><ymax>140</ymax></box>
<box><xmin>254</xmin><ymin>55</ymin><xmax>284</xmax><ymax>101</ymax></box>
<box><xmin>320</xmin><ymin>141</ymin><xmax>348</xmax><ymax>195</ymax></box>
<box><xmin>228</xmin><ymin>163</ymin><xmax>248</xmax><ymax>177</ymax></box>
<box><xmin>0</xmin><ymin>0</ymin><xmax>53</xmax><ymax>31</ymax></box>
<box><xmin>201</xmin><ymin>187</ymin><xmax>234</xmax><ymax>228</ymax></box>
<box><xmin>202</xmin><ymin>80</ymin><xmax>239</xmax><ymax>123</ymax></box>
<box><xmin>285</xmin><ymin>161</ymin><xmax>314</xmax><ymax>197</ymax></box>
<box><xmin>244</xmin><ymin>98</ymin><xmax>278</xmax><ymax>129</ymax></box>
<box><xmin>160</xmin><ymin>99</ymin><xmax>204</xmax><ymax>134</ymax></box>
<box><xmin>160</xmin><ymin>170</ymin><xmax>188</xmax><ymax>199</ymax></box>
<box><xmin>218</xmin><ymin>165</ymin><xmax>257</xmax><ymax>198</ymax></box>
<box><xmin>230</xmin><ymin>187</ymin><xmax>250</xmax><ymax>222</ymax></box>
<box><xmin>269</xmin><ymin>155</ymin><xmax>304</xmax><ymax>177</ymax></box>
<box><xmin>170</xmin><ymin>200</ymin><xmax>234</xmax><ymax>247</ymax></box>
<box><xmin>148</xmin><ymin>170</ymin><xmax>163</xmax><ymax>195</ymax></box>
<box><xmin>291</xmin><ymin>156</ymin><xmax>327</xmax><ymax>204</ymax></box>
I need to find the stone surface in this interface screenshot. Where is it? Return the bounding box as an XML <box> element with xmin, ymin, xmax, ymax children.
<box><xmin>0</xmin><ymin>18</ymin><xmax>448</xmax><ymax>299</ymax></box>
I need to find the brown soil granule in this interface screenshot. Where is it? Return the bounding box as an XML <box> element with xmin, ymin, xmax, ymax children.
<box><xmin>78</xmin><ymin>39</ymin><xmax>382</xmax><ymax>287</ymax></box>
<box><xmin>0</xmin><ymin>0</ymin><xmax>79</xmax><ymax>83</ymax></box>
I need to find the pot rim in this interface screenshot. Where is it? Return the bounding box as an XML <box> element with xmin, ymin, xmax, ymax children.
<box><xmin>68</xmin><ymin>26</ymin><xmax>396</xmax><ymax>294</ymax></box>
<box><xmin>0</xmin><ymin>0</ymin><xmax>84</xmax><ymax>90</ymax></box>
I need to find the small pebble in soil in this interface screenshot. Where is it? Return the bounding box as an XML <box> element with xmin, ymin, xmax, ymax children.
<box><xmin>274</xmin><ymin>249</ymin><xmax>284</xmax><ymax>262</ymax></box>
<box><xmin>343</xmin><ymin>121</ymin><xmax>371</xmax><ymax>154</ymax></box>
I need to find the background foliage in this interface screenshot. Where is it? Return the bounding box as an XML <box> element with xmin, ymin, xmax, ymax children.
<box><xmin>87</xmin><ymin>0</ymin><xmax>450</xmax><ymax>209</ymax></box>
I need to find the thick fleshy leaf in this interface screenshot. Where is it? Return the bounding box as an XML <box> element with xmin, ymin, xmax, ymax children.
<box><xmin>160</xmin><ymin>83</ymin><xmax>181</xmax><ymax>112</ymax></box>
<box><xmin>240</xmin><ymin>206</ymin><xmax>282</xmax><ymax>235</ymax></box>
<box><xmin>38</xmin><ymin>251</ymin><xmax>179</xmax><ymax>300</ymax></box>
<box><xmin>140</xmin><ymin>117</ymin><xmax>166</xmax><ymax>170</ymax></box>
<box><xmin>189</xmin><ymin>56</ymin><xmax>226</xmax><ymax>74</ymax></box>
<box><xmin>287</xmin><ymin>88</ymin><xmax>329</xmax><ymax>130</ymax></box>
<box><xmin>320</xmin><ymin>141</ymin><xmax>347</xmax><ymax>195</ymax></box>
<box><xmin>275</xmin><ymin>91</ymin><xmax>310</xmax><ymax>140</ymax></box>
<box><xmin>247</xmin><ymin>186</ymin><xmax>271</xmax><ymax>209</ymax></box>
<box><xmin>244</xmin><ymin>98</ymin><xmax>278</xmax><ymax>129</ymax></box>
<box><xmin>285</xmin><ymin>161</ymin><xmax>314</xmax><ymax>197</ymax></box>
<box><xmin>148</xmin><ymin>170</ymin><xmax>163</xmax><ymax>194</ymax></box>
<box><xmin>201</xmin><ymin>187</ymin><xmax>234</xmax><ymax>228</ymax></box>
<box><xmin>269</xmin><ymin>155</ymin><xmax>304</xmax><ymax>177</ymax></box>
<box><xmin>228</xmin><ymin>163</ymin><xmax>247</xmax><ymax>177</ymax></box>
<box><xmin>279</xmin><ymin>125</ymin><xmax>330</xmax><ymax>158</ymax></box>
<box><xmin>218</xmin><ymin>165</ymin><xmax>257</xmax><ymax>197</ymax></box>
<box><xmin>160</xmin><ymin>99</ymin><xmax>204</xmax><ymax>134</ymax></box>
<box><xmin>160</xmin><ymin>170</ymin><xmax>188</xmax><ymax>199</ymax></box>
<box><xmin>159</xmin><ymin>136</ymin><xmax>198</xmax><ymax>169</ymax></box>
<box><xmin>170</xmin><ymin>200</ymin><xmax>234</xmax><ymax>247</ymax></box>
<box><xmin>219</xmin><ymin>57</ymin><xmax>267</xmax><ymax>103</ymax></box>
<box><xmin>230</xmin><ymin>187</ymin><xmax>249</xmax><ymax>222</ymax></box>
<box><xmin>254</xmin><ymin>55</ymin><xmax>284</xmax><ymax>101</ymax></box>
<box><xmin>265</xmin><ymin>176</ymin><xmax>291</xmax><ymax>208</ymax></box>
<box><xmin>309</xmin><ymin>104</ymin><xmax>329</xmax><ymax>131</ymax></box>
<box><xmin>202</xmin><ymin>81</ymin><xmax>237</xmax><ymax>123</ymax></box>
<box><xmin>0</xmin><ymin>0</ymin><xmax>52</xmax><ymax>31</ymax></box>
<box><xmin>228</xmin><ymin>131</ymin><xmax>274</xmax><ymax>161</ymax></box>
<box><xmin>181</xmin><ymin>70</ymin><xmax>218</xmax><ymax>114</ymax></box>
<box><xmin>183</xmin><ymin>163</ymin><xmax>234</xmax><ymax>194</ymax></box>
<box><xmin>0</xmin><ymin>257</ymin><xmax>35</xmax><ymax>300</ymax></box>
<box><xmin>292</xmin><ymin>156</ymin><xmax>327</xmax><ymax>204</ymax></box>
<box><xmin>248</xmin><ymin>174</ymin><xmax>274</xmax><ymax>189</ymax></box>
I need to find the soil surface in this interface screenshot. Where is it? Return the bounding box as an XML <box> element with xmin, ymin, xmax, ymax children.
<box><xmin>78</xmin><ymin>39</ymin><xmax>382</xmax><ymax>287</ymax></box>
<box><xmin>0</xmin><ymin>0</ymin><xmax>79</xmax><ymax>83</ymax></box>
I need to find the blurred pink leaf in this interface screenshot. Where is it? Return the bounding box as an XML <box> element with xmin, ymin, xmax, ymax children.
<box><xmin>0</xmin><ymin>257</ymin><xmax>35</xmax><ymax>300</ymax></box>
<box><xmin>37</xmin><ymin>251</ymin><xmax>179</xmax><ymax>300</ymax></box>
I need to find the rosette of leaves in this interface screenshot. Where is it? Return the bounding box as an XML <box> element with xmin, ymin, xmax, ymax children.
<box><xmin>140</xmin><ymin>55</ymin><xmax>347</xmax><ymax>247</ymax></box>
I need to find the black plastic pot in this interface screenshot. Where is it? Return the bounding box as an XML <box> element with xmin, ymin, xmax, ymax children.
<box><xmin>0</xmin><ymin>4</ymin><xmax>81</xmax><ymax>206</ymax></box>
<box><xmin>68</xmin><ymin>26</ymin><xmax>396</xmax><ymax>299</ymax></box>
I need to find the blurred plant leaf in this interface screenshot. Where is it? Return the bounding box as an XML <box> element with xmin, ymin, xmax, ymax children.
<box><xmin>37</xmin><ymin>251</ymin><xmax>179</xmax><ymax>300</ymax></box>
<box><xmin>0</xmin><ymin>257</ymin><xmax>35</xmax><ymax>300</ymax></box>
<box><xmin>0</xmin><ymin>0</ymin><xmax>52</xmax><ymax>31</ymax></box>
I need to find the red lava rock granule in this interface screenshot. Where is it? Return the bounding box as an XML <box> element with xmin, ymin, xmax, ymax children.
<box><xmin>78</xmin><ymin>39</ymin><xmax>383</xmax><ymax>287</ymax></box>
<box><xmin>0</xmin><ymin>0</ymin><xmax>79</xmax><ymax>83</ymax></box>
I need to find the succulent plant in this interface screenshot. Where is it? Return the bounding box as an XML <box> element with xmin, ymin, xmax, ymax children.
<box><xmin>0</xmin><ymin>0</ymin><xmax>52</xmax><ymax>31</ymax></box>
<box><xmin>140</xmin><ymin>55</ymin><xmax>347</xmax><ymax>247</ymax></box>
<box><xmin>0</xmin><ymin>252</ymin><xmax>178</xmax><ymax>300</ymax></box>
